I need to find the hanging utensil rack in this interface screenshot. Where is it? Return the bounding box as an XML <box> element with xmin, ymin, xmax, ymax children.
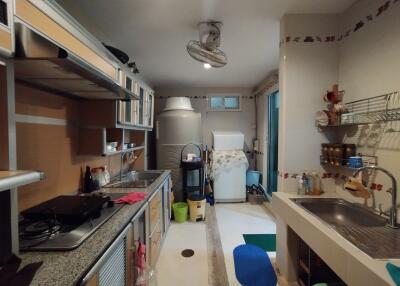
<box><xmin>327</xmin><ymin>91</ymin><xmax>400</xmax><ymax>126</ymax></box>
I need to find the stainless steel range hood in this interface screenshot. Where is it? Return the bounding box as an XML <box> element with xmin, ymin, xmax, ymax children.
<box><xmin>14</xmin><ymin>24</ymin><xmax>138</xmax><ymax>100</ymax></box>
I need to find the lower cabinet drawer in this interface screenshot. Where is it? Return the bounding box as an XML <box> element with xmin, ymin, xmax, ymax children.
<box><xmin>149</xmin><ymin>222</ymin><xmax>162</xmax><ymax>267</ymax></box>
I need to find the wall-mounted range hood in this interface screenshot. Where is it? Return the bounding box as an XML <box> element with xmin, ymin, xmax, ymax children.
<box><xmin>14</xmin><ymin>23</ymin><xmax>138</xmax><ymax>100</ymax></box>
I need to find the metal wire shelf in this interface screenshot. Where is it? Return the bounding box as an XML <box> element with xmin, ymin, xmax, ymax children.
<box><xmin>327</xmin><ymin>91</ymin><xmax>400</xmax><ymax>126</ymax></box>
<box><xmin>320</xmin><ymin>154</ymin><xmax>377</xmax><ymax>169</ymax></box>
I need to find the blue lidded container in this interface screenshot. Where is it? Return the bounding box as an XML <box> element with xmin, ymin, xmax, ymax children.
<box><xmin>246</xmin><ymin>170</ymin><xmax>261</xmax><ymax>187</ymax></box>
<box><xmin>349</xmin><ymin>156</ymin><xmax>363</xmax><ymax>169</ymax></box>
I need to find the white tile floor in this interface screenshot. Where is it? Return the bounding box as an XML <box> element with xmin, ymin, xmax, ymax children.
<box><xmin>156</xmin><ymin>221</ymin><xmax>209</xmax><ymax>286</ymax></box>
<box><xmin>156</xmin><ymin>203</ymin><xmax>276</xmax><ymax>286</ymax></box>
<box><xmin>215</xmin><ymin>203</ymin><xmax>276</xmax><ymax>286</ymax></box>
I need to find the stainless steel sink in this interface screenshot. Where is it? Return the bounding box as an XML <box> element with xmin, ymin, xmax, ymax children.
<box><xmin>292</xmin><ymin>198</ymin><xmax>400</xmax><ymax>259</ymax></box>
<box><xmin>104</xmin><ymin>171</ymin><xmax>162</xmax><ymax>188</ymax></box>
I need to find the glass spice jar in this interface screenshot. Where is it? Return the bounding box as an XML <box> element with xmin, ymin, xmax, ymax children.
<box><xmin>321</xmin><ymin>143</ymin><xmax>329</xmax><ymax>164</ymax></box>
<box><xmin>333</xmin><ymin>144</ymin><xmax>344</xmax><ymax>166</ymax></box>
<box><xmin>343</xmin><ymin>144</ymin><xmax>356</xmax><ymax>166</ymax></box>
<box><xmin>328</xmin><ymin>144</ymin><xmax>335</xmax><ymax>165</ymax></box>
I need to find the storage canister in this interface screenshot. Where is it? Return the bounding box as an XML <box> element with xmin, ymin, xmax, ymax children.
<box><xmin>187</xmin><ymin>194</ymin><xmax>206</xmax><ymax>222</ymax></box>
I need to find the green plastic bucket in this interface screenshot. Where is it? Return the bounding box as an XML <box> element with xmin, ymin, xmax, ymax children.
<box><xmin>173</xmin><ymin>202</ymin><xmax>188</xmax><ymax>223</ymax></box>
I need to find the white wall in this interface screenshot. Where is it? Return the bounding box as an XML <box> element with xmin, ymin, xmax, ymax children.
<box><xmin>154</xmin><ymin>87</ymin><xmax>256</xmax><ymax>153</ymax></box>
<box><xmin>55</xmin><ymin>0</ymin><xmax>112</xmax><ymax>43</ymax></box>
<box><xmin>278</xmin><ymin>14</ymin><xmax>339</xmax><ymax>193</ymax></box>
<box><xmin>339</xmin><ymin>0</ymin><xmax>400</xmax><ymax>99</ymax></box>
<box><xmin>336</xmin><ymin>0</ymin><xmax>400</xmax><ymax>211</ymax></box>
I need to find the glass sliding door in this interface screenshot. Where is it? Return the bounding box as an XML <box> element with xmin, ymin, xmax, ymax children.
<box><xmin>267</xmin><ymin>91</ymin><xmax>279</xmax><ymax>197</ymax></box>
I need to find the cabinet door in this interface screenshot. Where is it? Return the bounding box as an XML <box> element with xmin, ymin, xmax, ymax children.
<box><xmin>129</xmin><ymin>205</ymin><xmax>147</xmax><ymax>286</ymax></box>
<box><xmin>117</xmin><ymin>100</ymin><xmax>139</xmax><ymax>126</ymax></box>
<box><xmin>149</xmin><ymin>190</ymin><xmax>161</xmax><ymax>234</ymax></box>
<box><xmin>162</xmin><ymin>177</ymin><xmax>171</xmax><ymax>237</ymax></box>
<box><xmin>146</xmin><ymin>92</ymin><xmax>154</xmax><ymax>128</ymax></box>
<box><xmin>133</xmin><ymin>81</ymin><xmax>140</xmax><ymax>98</ymax></box>
<box><xmin>143</xmin><ymin>91</ymin><xmax>149</xmax><ymax>127</ymax></box>
<box><xmin>125</xmin><ymin>75</ymin><xmax>133</xmax><ymax>91</ymax></box>
<box><xmin>138</xmin><ymin>87</ymin><xmax>144</xmax><ymax>125</ymax></box>
<box><xmin>98</xmin><ymin>237</ymin><xmax>127</xmax><ymax>286</ymax></box>
<box><xmin>125</xmin><ymin>101</ymin><xmax>132</xmax><ymax>124</ymax></box>
<box><xmin>149</xmin><ymin>221</ymin><xmax>162</xmax><ymax>268</ymax></box>
<box><xmin>81</xmin><ymin>224</ymin><xmax>131</xmax><ymax>286</ymax></box>
<box><xmin>118</xmin><ymin>100</ymin><xmax>126</xmax><ymax>124</ymax></box>
<box><xmin>131</xmin><ymin>100</ymin><xmax>138</xmax><ymax>126</ymax></box>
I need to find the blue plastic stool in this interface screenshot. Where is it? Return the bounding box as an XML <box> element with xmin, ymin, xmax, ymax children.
<box><xmin>233</xmin><ymin>244</ymin><xmax>277</xmax><ymax>286</ymax></box>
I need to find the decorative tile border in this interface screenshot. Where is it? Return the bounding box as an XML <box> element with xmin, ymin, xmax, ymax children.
<box><xmin>280</xmin><ymin>0</ymin><xmax>399</xmax><ymax>47</ymax></box>
<box><xmin>278</xmin><ymin>170</ymin><xmax>385</xmax><ymax>191</ymax></box>
<box><xmin>155</xmin><ymin>95</ymin><xmax>254</xmax><ymax>100</ymax></box>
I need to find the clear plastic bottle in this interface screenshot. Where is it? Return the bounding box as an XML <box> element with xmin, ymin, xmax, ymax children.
<box><xmin>297</xmin><ymin>174</ymin><xmax>306</xmax><ymax>195</ymax></box>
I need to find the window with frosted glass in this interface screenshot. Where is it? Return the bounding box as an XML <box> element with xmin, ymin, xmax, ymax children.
<box><xmin>210</xmin><ymin>96</ymin><xmax>224</xmax><ymax>109</ymax></box>
<box><xmin>224</xmin><ymin>96</ymin><xmax>239</xmax><ymax>109</ymax></box>
<box><xmin>209</xmin><ymin>95</ymin><xmax>240</xmax><ymax>111</ymax></box>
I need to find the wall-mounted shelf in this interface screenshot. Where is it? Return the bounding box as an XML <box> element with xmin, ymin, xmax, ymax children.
<box><xmin>320</xmin><ymin>154</ymin><xmax>377</xmax><ymax>170</ymax></box>
<box><xmin>79</xmin><ymin>127</ymin><xmax>145</xmax><ymax>157</ymax></box>
<box><xmin>318</xmin><ymin>91</ymin><xmax>400</xmax><ymax>127</ymax></box>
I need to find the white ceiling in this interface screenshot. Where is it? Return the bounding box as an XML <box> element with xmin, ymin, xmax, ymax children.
<box><xmin>57</xmin><ymin>0</ymin><xmax>355</xmax><ymax>89</ymax></box>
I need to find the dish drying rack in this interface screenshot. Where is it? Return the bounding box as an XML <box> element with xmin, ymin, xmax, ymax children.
<box><xmin>329</xmin><ymin>91</ymin><xmax>400</xmax><ymax>126</ymax></box>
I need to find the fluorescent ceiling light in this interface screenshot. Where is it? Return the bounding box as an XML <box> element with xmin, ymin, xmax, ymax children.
<box><xmin>203</xmin><ymin>63</ymin><xmax>212</xmax><ymax>69</ymax></box>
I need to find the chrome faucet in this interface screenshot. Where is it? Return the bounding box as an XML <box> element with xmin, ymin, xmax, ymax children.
<box><xmin>120</xmin><ymin>150</ymin><xmax>135</xmax><ymax>181</ymax></box>
<box><xmin>353</xmin><ymin>165</ymin><xmax>398</xmax><ymax>229</ymax></box>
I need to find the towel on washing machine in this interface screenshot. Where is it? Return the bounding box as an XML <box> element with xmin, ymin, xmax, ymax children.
<box><xmin>210</xmin><ymin>150</ymin><xmax>248</xmax><ymax>178</ymax></box>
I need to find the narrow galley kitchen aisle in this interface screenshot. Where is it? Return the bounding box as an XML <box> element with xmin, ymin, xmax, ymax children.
<box><xmin>156</xmin><ymin>203</ymin><xmax>277</xmax><ymax>286</ymax></box>
<box><xmin>215</xmin><ymin>203</ymin><xmax>277</xmax><ymax>286</ymax></box>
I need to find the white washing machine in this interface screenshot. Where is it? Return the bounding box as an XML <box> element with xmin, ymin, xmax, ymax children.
<box><xmin>212</xmin><ymin>131</ymin><xmax>247</xmax><ymax>202</ymax></box>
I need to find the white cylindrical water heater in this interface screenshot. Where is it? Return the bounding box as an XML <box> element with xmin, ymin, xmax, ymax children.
<box><xmin>156</xmin><ymin>97</ymin><xmax>202</xmax><ymax>200</ymax></box>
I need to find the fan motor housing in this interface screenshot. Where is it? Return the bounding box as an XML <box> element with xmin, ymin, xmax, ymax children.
<box><xmin>186</xmin><ymin>21</ymin><xmax>227</xmax><ymax>68</ymax></box>
<box><xmin>198</xmin><ymin>21</ymin><xmax>222</xmax><ymax>50</ymax></box>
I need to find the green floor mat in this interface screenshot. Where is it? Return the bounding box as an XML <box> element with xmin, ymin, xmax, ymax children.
<box><xmin>243</xmin><ymin>234</ymin><xmax>276</xmax><ymax>252</ymax></box>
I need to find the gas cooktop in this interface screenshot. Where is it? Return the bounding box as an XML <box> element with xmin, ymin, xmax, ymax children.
<box><xmin>19</xmin><ymin>193</ymin><xmax>124</xmax><ymax>251</ymax></box>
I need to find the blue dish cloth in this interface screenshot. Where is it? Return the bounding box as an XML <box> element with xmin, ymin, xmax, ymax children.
<box><xmin>233</xmin><ymin>244</ymin><xmax>277</xmax><ymax>286</ymax></box>
<box><xmin>387</xmin><ymin>262</ymin><xmax>400</xmax><ymax>286</ymax></box>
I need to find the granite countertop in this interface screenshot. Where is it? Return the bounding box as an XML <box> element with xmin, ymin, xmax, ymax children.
<box><xmin>272</xmin><ymin>191</ymin><xmax>399</xmax><ymax>286</ymax></box>
<box><xmin>20</xmin><ymin>170</ymin><xmax>171</xmax><ymax>286</ymax></box>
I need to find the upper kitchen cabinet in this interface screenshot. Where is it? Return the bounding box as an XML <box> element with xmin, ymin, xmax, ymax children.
<box><xmin>144</xmin><ymin>89</ymin><xmax>154</xmax><ymax>127</ymax></box>
<box><xmin>80</xmin><ymin>86</ymin><xmax>154</xmax><ymax>131</ymax></box>
<box><xmin>12</xmin><ymin>0</ymin><xmax>138</xmax><ymax>100</ymax></box>
<box><xmin>0</xmin><ymin>0</ymin><xmax>14</xmax><ymax>57</ymax></box>
<box><xmin>117</xmin><ymin>86</ymin><xmax>154</xmax><ymax>130</ymax></box>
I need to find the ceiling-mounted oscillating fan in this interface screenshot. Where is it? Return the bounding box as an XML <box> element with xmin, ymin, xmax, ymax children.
<box><xmin>186</xmin><ymin>21</ymin><xmax>227</xmax><ymax>68</ymax></box>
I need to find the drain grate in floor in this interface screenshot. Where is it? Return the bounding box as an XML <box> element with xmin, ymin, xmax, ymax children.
<box><xmin>181</xmin><ymin>249</ymin><xmax>195</xmax><ymax>257</ymax></box>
